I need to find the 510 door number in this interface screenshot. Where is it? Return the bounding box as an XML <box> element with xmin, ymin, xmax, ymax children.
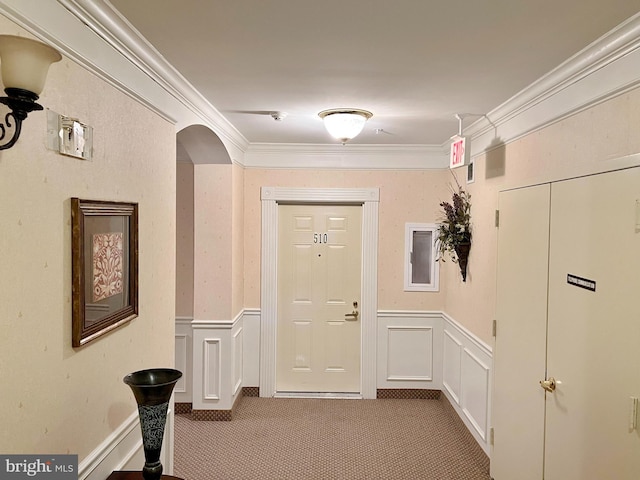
<box><xmin>313</xmin><ymin>233</ymin><xmax>328</xmax><ymax>244</ymax></box>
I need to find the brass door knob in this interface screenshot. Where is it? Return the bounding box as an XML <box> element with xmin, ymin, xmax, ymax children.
<box><xmin>540</xmin><ymin>377</ymin><xmax>557</xmax><ymax>393</ymax></box>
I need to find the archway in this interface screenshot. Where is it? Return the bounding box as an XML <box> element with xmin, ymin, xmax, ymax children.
<box><xmin>175</xmin><ymin>124</ymin><xmax>237</xmax><ymax>413</ymax></box>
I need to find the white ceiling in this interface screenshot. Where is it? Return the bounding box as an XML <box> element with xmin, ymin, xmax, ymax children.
<box><xmin>109</xmin><ymin>1</ymin><xmax>639</xmax><ymax>146</ymax></box>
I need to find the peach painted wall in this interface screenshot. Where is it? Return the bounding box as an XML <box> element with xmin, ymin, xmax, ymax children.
<box><xmin>176</xmin><ymin>161</ymin><xmax>194</xmax><ymax>317</ymax></box>
<box><xmin>243</xmin><ymin>168</ymin><xmax>452</xmax><ymax>310</ymax></box>
<box><xmin>0</xmin><ymin>16</ymin><xmax>176</xmax><ymax>458</ymax></box>
<box><xmin>193</xmin><ymin>164</ymin><xmax>233</xmax><ymax>320</ymax></box>
<box><xmin>443</xmin><ymin>86</ymin><xmax>640</xmax><ymax>343</ymax></box>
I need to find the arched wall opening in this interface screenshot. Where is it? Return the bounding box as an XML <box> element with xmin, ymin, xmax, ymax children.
<box><xmin>175</xmin><ymin>124</ymin><xmax>246</xmax><ymax>413</ymax></box>
<box><xmin>175</xmin><ymin>124</ymin><xmax>235</xmax><ymax>321</ymax></box>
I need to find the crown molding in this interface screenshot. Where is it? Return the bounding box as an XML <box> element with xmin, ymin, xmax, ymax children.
<box><xmin>464</xmin><ymin>12</ymin><xmax>640</xmax><ymax>154</ymax></box>
<box><xmin>58</xmin><ymin>0</ymin><xmax>249</xmax><ymax>151</ymax></box>
<box><xmin>1</xmin><ymin>1</ymin><xmax>638</xmax><ymax>169</ymax></box>
<box><xmin>0</xmin><ymin>0</ymin><xmax>178</xmax><ymax>120</ymax></box>
<box><xmin>244</xmin><ymin>143</ymin><xmax>449</xmax><ymax>169</ymax></box>
<box><xmin>0</xmin><ymin>0</ymin><xmax>249</xmax><ymax>154</ymax></box>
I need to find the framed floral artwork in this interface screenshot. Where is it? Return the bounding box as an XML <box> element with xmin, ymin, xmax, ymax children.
<box><xmin>71</xmin><ymin>198</ymin><xmax>138</xmax><ymax>347</ymax></box>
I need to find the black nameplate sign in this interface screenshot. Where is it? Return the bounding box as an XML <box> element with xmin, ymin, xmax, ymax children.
<box><xmin>567</xmin><ymin>274</ymin><xmax>596</xmax><ymax>292</ymax></box>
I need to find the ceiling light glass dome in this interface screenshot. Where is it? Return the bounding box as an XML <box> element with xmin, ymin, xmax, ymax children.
<box><xmin>318</xmin><ymin>108</ymin><xmax>373</xmax><ymax>144</ymax></box>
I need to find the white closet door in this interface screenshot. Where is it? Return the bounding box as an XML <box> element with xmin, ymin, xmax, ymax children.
<box><xmin>544</xmin><ymin>167</ymin><xmax>640</xmax><ymax>480</ymax></box>
<box><xmin>491</xmin><ymin>184</ymin><xmax>551</xmax><ymax>480</ymax></box>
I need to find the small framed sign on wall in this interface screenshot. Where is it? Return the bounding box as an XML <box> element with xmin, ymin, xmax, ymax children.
<box><xmin>467</xmin><ymin>159</ymin><xmax>475</xmax><ymax>184</ymax></box>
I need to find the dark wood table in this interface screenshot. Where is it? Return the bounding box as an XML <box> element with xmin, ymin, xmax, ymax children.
<box><xmin>107</xmin><ymin>472</ymin><xmax>184</xmax><ymax>480</ymax></box>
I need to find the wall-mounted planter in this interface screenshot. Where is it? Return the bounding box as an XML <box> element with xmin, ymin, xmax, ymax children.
<box><xmin>454</xmin><ymin>242</ymin><xmax>471</xmax><ymax>282</ymax></box>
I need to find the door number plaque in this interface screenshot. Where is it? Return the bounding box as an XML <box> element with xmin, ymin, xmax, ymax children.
<box><xmin>313</xmin><ymin>233</ymin><xmax>328</xmax><ymax>244</ymax></box>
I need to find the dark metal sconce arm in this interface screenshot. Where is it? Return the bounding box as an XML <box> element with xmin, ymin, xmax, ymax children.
<box><xmin>0</xmin><ymin>88</ymin><xmax>43</xmax><ymax>150</ymax></box>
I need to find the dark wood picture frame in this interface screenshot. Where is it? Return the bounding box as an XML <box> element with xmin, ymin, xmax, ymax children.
<box><xmin>71</xmin><ymin>198</ymin><xmax>139</xmax><ymax>347</ymax></box>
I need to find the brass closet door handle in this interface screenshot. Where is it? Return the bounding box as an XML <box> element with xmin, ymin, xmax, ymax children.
<box><xmin>540</xmin><ymin>377</ymin><xmax>557</xmax><ymax>393</ymax></box>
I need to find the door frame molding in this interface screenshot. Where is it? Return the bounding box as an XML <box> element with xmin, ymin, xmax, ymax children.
<box><xmin>260</xmin><ymin>187</ymin><xmax>379</xmax><ymax>398</ymax></box>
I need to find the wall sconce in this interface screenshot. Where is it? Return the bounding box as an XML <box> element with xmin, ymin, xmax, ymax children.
<box><xmin>318</xmin><ymin>108</ymin><xmax>373</xmax><ymax>144</ymax></box>
<box><xmin>0</xmin><ymin>35</ymin><xmax>61</xmax><ymax>150</ymax></box>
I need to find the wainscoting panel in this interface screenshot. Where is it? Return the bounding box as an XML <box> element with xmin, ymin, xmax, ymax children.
<box><xmin>461</xmin><ymin>348</ymin><xmax>490</xmax><ymax>440</ymax></box>
<box><xmin>377</xmin><ymin>311</ymin><xmax>442</xmax><ymax>390</ymax></box>
<box><xmin>175</xmin><ymin>318</ymin><xmax>193</xmax><ymax>403</ymax></box>
<box><xmin>386</xmin><ymin>326</ymin><xmax>433</xmax><ymax>381</ymax></box>
<box><xmin>175</xmin><ymin>335</ymin><xmax>188</xmax><ymax>394</ymax></box>
<box><xmin>233</xmin><ymin>326</ymin><xmax>243</xmax><ymax>396</ymax></box>
<box><xmin>441</xmin><ymin>313</ymin><xmax>492</xmax><ymax>455</ymax></box>
<box><xmin>443</xmin><ymin>330</ymin><xmax>463</xmax><ymax>403</ymax></box>
<box><xmin>188</xmin><ymin>315</ymin><xmax>244</xmax><ymax>413</ymax></box>
<box><xmin>203</xmin><ymin>339</ymin><xmax>221</xmax><ymax>400</ymax></box>
<box><xmin>242</xmin><ymin>309</ymin><xmax>261</xmax><ymax>388</ymax></box>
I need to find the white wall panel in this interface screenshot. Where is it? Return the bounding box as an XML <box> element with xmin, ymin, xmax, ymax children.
<box><xmin>461</xmin><ymin>348</ymin><xmax>490</xmax><ymax>440</ymax></box>
<box><xmin>203</xmin><ymin>338</ymin><xmax>221</xmax><ymax>400</ymax></box>
<box><xmin>443</xmin><ymin>330</ymin><xmax>462</xmax><ymax>403</ymax></box>
<box><xmin>190</xmin><ymin>315</ymin><xmax>244</xmax><ymax>411</ymax></box>
<box><xmin>233</xmin><ymin>327</ymin><xmax>243</xmax><ymax>395</ymax></box>
<box><xmin>442</xmin><ymin>313</ymin><xmax>493</xmax><ymax>455</ymax></box>
<box><xmin>386</xmin><ymin>326</ymin><xmax>433</xmax><ymax>381</ymax></box>
<box><xmin>174</xmin><ymin>318</ymin><xmax>193</xmax><ymax>403</ymax></box>
<box><xmin>242</xmin><ymin>309</ymin><xmax>261</xmax><ymax>387</ymax></box>
<box><xmin>174</xmin><ymin>334</ymin><xmax>188</xmax><ymax>394</ymax></box>
<box><xmin>377</xmin><ymin>311</ymin><xmax>442</xmax><ymax>390</ymax></box>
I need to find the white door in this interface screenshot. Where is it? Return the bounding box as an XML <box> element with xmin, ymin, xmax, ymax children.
<box><xmin>276</xmin><ymin>204</ymin><xmax>362</xmax><ymax>393</ymax></box>
<box><xmin>492</xmin><ymin>167</ymin><xmax>640</xmax><ymax>480</ymax></box>
<box><xmin>491</xmin><ymin>184</ymin><xmax>550</xmax><ymax>480</ymax></box>
<box><xmin>544</xmin><ymin>168</ymin><xmax>640</xmax><ymax>480</ymax></box>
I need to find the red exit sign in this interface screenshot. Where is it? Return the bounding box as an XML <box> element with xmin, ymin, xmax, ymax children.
<box><xmin>450</xmin><ymin>135</ymin><xmax>470</xmax><ymax>169</ymax></box>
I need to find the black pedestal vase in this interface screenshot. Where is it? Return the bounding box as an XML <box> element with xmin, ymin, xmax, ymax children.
<box><xmin>123</xmin><ymin>368</ymin><xmax>183</xmax><ymax>480</ymax></box>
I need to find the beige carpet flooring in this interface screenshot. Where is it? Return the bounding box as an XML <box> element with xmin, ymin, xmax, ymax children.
<box><xmin>174</xmin><ymin>397</ymin><xmax>490</xmax><ymax>479</ymax></box>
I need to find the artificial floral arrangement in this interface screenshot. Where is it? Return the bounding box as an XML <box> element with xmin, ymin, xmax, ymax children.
<box><xmin>436</xmin><ymin>178</ymin><xmax>472</xmax><ymax>281</ymax></box>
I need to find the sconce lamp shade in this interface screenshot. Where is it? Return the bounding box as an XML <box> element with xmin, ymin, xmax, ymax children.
<box><xmin>319</xmin><ymin>108</ymin><xmax>373</xmax><ymax>144</ymax></box>
<box><xmin>0</xmin><ymin>35</ymin><xmax>60</xmax><ymax>150</ymax></box>
<box><xmin>0</xmin><ymin>35</ymin><xmax>61</xmax><ymax>95</ymax></box>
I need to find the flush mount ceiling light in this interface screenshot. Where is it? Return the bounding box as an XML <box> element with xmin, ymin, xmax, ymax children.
<box><xmin>0</xmin><ymin>35</ymin><xmax>61</xmax><ymax>150</ymax></box>
<box><xmin>318</xmin><ymin>108</ymin><xmax>373</xmax><ymax>144</ymax></box>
